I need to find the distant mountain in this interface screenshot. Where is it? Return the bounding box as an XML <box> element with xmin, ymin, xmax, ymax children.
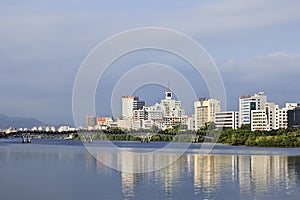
<box><xmin>0</xmin><ymin>114</ymin><xmax>45</xmax><ymax>129</ymax></box>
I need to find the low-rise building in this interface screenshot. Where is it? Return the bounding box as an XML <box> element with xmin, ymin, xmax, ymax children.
<box><xmin>117</xmin><ymin>118</ymin><xmax>132</xmax><ymax>130</ymax></box>
<box><xmin>278</xmin><ymin>103</ymin><xmax>298</xmax><ymax>129</ymax></box>
<box><xmin>251</xmin><ymin>102</ymin><xmax>279</xmax><ymax>131</ymax></box>
<box><xmin>214</xmin><ymin>111</ymin><xmax>239</xmax><ymax>129</ymax></box>
<box><xmin>58</xmin><ymin>125</ymin><xmax>70</xmax><ymax>132</ymax></box>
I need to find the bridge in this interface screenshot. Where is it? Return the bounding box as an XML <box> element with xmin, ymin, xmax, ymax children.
<box><xmin>5</xmin><ymin>130</ymin><xmax>214</xmax><ymax>143</ymax></box>
<box><xmin>77</xmin><ymin>131</ymin><xmax>205</xmax><ymax>143</ymax></box>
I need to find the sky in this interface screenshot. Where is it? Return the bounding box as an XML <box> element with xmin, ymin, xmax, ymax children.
<box><xmin>1</xmin><ymin>0</ymin><xmax>300</xmax><ymax>126</ymax></box>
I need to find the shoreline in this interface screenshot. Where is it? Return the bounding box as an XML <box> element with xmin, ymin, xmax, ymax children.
<box><xmin>2</xmin><ymin>136</ymin><xmax>300</xmax><ymax>149</ymax></box>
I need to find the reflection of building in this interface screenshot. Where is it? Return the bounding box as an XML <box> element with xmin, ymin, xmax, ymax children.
<box><xmin>194</xmin><ymin>98</ymin><xmax>221</xmax><ymax>130</ymax></box>
<box><xmin>90</xmin><ymin>146</ymin><xmax>297</xmax><ymax>199</ymax></box>
<box><xmin>121</xmin><ymin>172</ymin><xmax>136</xmax><ymax>199</ymax></box>
<box><xmin>193</xmin><ymin>154</ymin><xmax>222</xmax><ymax>190</ymax></box>
<box><xmin>237</xmin><ymin>156</ymin><xmax>252</xmax><ymax>195</ymax></box>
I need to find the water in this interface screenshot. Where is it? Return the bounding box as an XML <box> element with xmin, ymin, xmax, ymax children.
<box><xmin>0</xmin><ymin>139</ymin><xmax>300</xmax><ymax>200</ymax></box>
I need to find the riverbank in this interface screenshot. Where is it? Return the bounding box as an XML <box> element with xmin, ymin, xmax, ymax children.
<box><xmin>4</xmin><ymin>127</ymin><xmax>300</xmax><ymax>148</ymax></box>
<box><xmin>78</xmin><ymin>127</ymin><xmax>300</xmax><ymax>148</ymax></box>
<box><xmin>216</xmin><ymin>128</ymin><xmax>300</xmax><ymax>147</ymax></box>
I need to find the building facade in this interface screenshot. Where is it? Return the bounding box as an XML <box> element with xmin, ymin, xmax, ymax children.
<box><xmin>214</xmin><ymin>111</ymin><xmax>239</xmax><ymax>129</ymax></box>
<box><xmin>251</xmin><ymin>102</ymin><xmax>279</xmax><ymax>131</ymax></box>
<box><xmin>287</xmin><ymin>106</ymin><xmax>300</xmax><ymax>128</ymax></box>
<box><xmin>86</xmin><ymin>115</ymin><xmax>96</xmax><ymax>128</ymax></box>
<box><xmin>160</xmin><ymin>89</ymin><xmax>185</xmax><ymax>118</ymax></box>
<box><xmin>278</xmin><ymin>103</ymin><xmax>298</xmax><ymax>129</ymax></box>
<box><xmin>239</xmin><ymin>92</ymin><xmax>267</xmax><ymax>128</ymax></box>
<box><xmin>121</xmin><ymin>96</ymin><xmax>145</xmax><ymax>119</ymax></box>
<box><xmin>194</xmin><ymin>98</ymin><xmax>221</xmax><ymax>130</ymax></box>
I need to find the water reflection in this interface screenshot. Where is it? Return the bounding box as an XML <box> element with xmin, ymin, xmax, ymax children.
<box><xmin>90</xmin><ymin>149</ymin><xmax>300</xmax><ymax>199</ymax></box>
<box><xmin>1</xmin><ymin>140</ymin><xmax>300</xmax><ymax>200</ymax></box>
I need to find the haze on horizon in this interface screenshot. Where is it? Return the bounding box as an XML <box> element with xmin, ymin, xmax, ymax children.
<box><xmin>1</xmin><ymin>0</ymin><xmax>300</xmax><ymax>126</ymax></box>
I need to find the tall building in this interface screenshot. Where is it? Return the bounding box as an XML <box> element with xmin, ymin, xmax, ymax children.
<box><xmin>239</xmin><ymin>92</ymin><xmax>267</xmax><ymax>128</ymax></box>
<box><xmin>121</xmin><ymin>96</ymin><xmax>145</xmax><ymax>119</ymax></box>
<box><xmin>287</xmin><ymin>106</ymin><xmax>300</xmax><ymax>128</ymax></box>
<box><xmin>120</xmin><ymin>89</ymin><xmax>187</xmax><ymax>130</ymax></box>
<box><xmin>160</xmin><ymin>89</ymin><xmax>185</xmax><ymax>117</ymax></box>
<box><xmin>214</xmin><ymin>111</ymin><xmax>239</xmax><ymax>129</ymax></box>
<box><xmin>86</xmin><ymin>115</ymin><xmax>96</xmax><ymax>128</ymax></box>
<box><xmin>194</xmin><ymin>98</ymin><xmax>221</xmax><ymax>130</ymax></box>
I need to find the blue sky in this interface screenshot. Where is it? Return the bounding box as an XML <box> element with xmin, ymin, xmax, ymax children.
<box><xmin>1</xmin><ymin>0</ymin><xmax>300</xmax><ymax>125</ymax></box>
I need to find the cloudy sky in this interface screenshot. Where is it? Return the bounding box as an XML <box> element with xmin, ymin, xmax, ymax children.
<box><xmin>1</xmin><ymin>0</ymin><xmax>300</xmax><ymax>126</ymax></box>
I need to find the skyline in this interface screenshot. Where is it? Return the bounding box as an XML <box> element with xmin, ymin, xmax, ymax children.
<box><xmin>1</xmin><ymin>0</ymin><xmax>300</xmax><ymax>125</ymax></box>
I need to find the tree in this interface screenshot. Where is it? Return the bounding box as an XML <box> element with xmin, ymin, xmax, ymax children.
<box><xmin>240</xmin><ymin>124</ymin><xmax>251</xmax><ymax>130</ymax></box>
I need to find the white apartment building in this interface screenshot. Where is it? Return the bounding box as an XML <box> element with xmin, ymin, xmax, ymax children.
<box><xmin>58</xmin><ymin>125</ymin><xmax>70</xmax><ymax>132</ymax></box>
<box><xmin>160</xmin><ymin>89</ymin><xmax>185</xmax><ymax>117</ymax></box>
<box><xmin>121</xmin><ymin>96</ymin><xmax>145</xmax><ymax>119</ymax></box>
<box><xmin>251</xmin><ymin>110</ymin><xmax>269</xmax><ymax>131</ymax></box>
<box><xmin>194</xmin><ymin>98</ymin><xmax>221</xmax><ymax>130</ymax></box>
<box><xmin>251</xmin><ymin>102</ymin><xmax>298</xmax><ymax>131</ymax></box>
<box><xmin>187</xmin><ymin>115</ymin><xmax>195</xmax><ymax>131</ymax></box>
<box><xmin>144</xmin><ymin>103</ymin><xmax>163</xmax><ymax>120</ymax></box>
<box><xmin>251</xmin><ymin>102</ymin><xmax>279</xmax><ymax>131</ymax></box>
<box><xmin>133</xmin><ymin>109</ymin><xmax>146</xmax><ymax>122</ymax></box>
<box><xmin>119</xmin><ymin>89</ymin><xmax>190</xmax><ymax>130</ymax></box>
<box><xmin>214</xmin><ymin>111</ymin><xmax>239</xmax><ymax>129</ymax></box>
<box><xmin>117</xmin><ymin>118</ymin><xmax>132</xmax><ymax>130</ymax></box>
<box><xmin>239</xmin><ymin>92</ymin><xmax>267</xmax><ymax>128</ymax></box>
<box><xmin>278</xmin><ymin>103</ymin><xmax>298</xmax><ymax>129</ymax></box>
<box><xmin>163</xmin><ymin>115</ymin><xmax>188</xmax><ymax>130</ymax></box>
<box><xmin>45</xmin><ymin>126</ymin><xmax>56</xmax><ymax>132</ymax></box>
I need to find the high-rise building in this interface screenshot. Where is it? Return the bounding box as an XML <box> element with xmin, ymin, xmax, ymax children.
<box><xmin>160</xmin><ymin>89</ymin><xmax>185</xmax><ymax>117</ymax></box>
<box><xmin>120</xmin><ymin>89</ymin><xmax>187</xmax><ymax>130</ymax></box>
<box><xmin>121</xmin><ymin>96</ymin><xmax>145</xmax><ymax>119</ymax></box>
<box><xmin>239</xmin><ymin>92</ymin><xmax>267</xmax><ymax>128</ymax></box>
<box><xmin>194</xmin><ymin>98</ymin><xmax>221</xmax><ymax>130</ymax></box>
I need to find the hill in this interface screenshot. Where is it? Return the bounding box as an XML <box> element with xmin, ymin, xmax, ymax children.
<box><xmin>0</xmin><ymin>114</ymin><xmax>45</xmax><ymax>129</ymax></box>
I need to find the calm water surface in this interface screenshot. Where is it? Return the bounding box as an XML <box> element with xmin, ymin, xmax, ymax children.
<box><xmin>0</xmin><ymin>139</ymin><xmax>300</xmax><ymax>200</ymax></box>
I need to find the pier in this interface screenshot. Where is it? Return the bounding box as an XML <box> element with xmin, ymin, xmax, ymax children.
<box><xmin>22</xmin><ymin>134</ymin><xmax>31</xmax><ymax>143</ymax></box>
